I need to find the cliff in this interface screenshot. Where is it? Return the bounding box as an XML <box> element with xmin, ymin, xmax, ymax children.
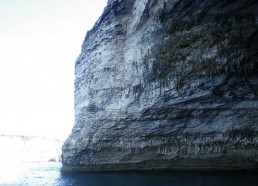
<box><xmin>62</xmin><ymin>0</ymin><xmax>258</xmax><ymax>171</ymax></box>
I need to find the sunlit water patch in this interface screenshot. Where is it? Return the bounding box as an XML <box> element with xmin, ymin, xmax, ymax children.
<box><xmin>0</xmin><ymin>162</ymin><xmax>61</xmax><ymax>186</ymax></box>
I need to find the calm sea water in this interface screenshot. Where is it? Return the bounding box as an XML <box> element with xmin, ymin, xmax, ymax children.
<box><xmin>0</xmin><ymin>162</ymin><xmax>257</xmax><ymax>186</ymax></box>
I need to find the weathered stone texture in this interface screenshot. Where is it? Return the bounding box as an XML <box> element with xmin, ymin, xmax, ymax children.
<box><xmin>62</xmin><ymin>0</ymin><xmax>258</xmax><ymax>171</ymax></box>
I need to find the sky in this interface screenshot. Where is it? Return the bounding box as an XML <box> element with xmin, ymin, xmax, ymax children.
<box><xmin>0</xmin><ymin>0</ymin><xmax>108</xmax><ymax>140</ymax></box>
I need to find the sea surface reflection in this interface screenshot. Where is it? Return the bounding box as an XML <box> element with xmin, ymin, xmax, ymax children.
<box><xmin>0</xmin><ymin>162</ymin><xmax>257</xmax><ymax>186</ymax></box>
<box><xmin>60</xmin><ymin>170</ymin><xmax>258</xmax><ymax>186</ymax></box>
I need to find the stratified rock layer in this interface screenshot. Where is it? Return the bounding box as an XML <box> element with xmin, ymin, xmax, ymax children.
<box><xmin>62</xmin><ymin>0</ymin><xmax>258</xmax><ymax>171</ymax></box>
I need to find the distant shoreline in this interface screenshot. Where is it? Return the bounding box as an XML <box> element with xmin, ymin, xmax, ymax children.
<box><xmin>0</xmin><ymin>134</ymin><xmax>64</xmax><ymax>142</ymax></box>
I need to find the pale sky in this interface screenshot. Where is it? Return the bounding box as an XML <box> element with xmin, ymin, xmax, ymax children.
<box><xmin>0</xmin><ymin>0</ymin><xmax>108</xmax><ymax>140</ymax></box>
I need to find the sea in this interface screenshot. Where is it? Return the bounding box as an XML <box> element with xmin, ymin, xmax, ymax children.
<box><xmin>0</xmin><ymin>162</ymin><xmax>257</xmax><ymax>186</ymax></box>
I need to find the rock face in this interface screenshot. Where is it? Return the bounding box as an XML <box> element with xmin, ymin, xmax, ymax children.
<box><xmin>62</xmin><ymin>0</ymin><xmax>258</xmax><ymax>171</ymax></box>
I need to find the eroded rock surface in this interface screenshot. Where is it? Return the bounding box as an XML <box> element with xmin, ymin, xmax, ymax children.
<box><xmin>62</xmin><ymin>0</ymin><xmax>258</xmax><ymax>171</ymax></box>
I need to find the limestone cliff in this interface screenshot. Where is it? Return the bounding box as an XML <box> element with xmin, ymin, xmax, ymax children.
<box><xmin>62</xmin><ymin>0</ymin><xmax>258</xmax><ymax>171</ymax></box>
